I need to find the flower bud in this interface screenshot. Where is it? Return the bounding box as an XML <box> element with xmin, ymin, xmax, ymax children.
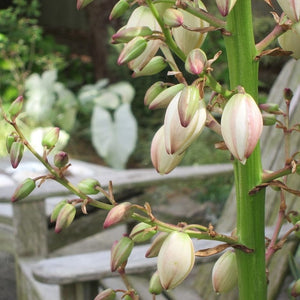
<box><xmin>144</xmin><ymin>81</ymin><xmax>168</xmax><ymax>106</ymax></box>
<box><xmin>178</xmin><ymin>85</ymin><xmax>201</xmax><ymax>127</ymax></box>
<box><xmin>117</xmin><ymin>36</ymin><xmax>148</xmax><ymax>65</ymax></box>
<box><xmin>262</xmin><ymin>113</ymin><xmax>277</xmax><ymax>126</ymax></box>
<box><xmin>53</xmin><ymin>151</ymin><xmax>69</xmax><ymax>168</ymax></box>
<box><xmin>146</xmin><ymin>232</ymin><xmax>169</xmax><ymax>258</ymax></box>
<box><xmin>42</xmin><ymin>127</ymin><xmax>60</xmax><ymax>149</ymax></box>
<box><xmin>10</xmin><ymin>141</ymin><xmax>24</xmax><ymax>168</ymax></box>
<box><xmin>221</xmin><ymin>92</ymin><xmax>263</xmax><ymax>164</ymax></box>
<box><xmin>103</xmin><ymin>202</ymin><xmax>132</xmax><ymax>228</ymax></box>
<box><xmin>77</xmin><ymin>0</ymin><xmax>94</xmax><ymax>10</ymax></box>
<box><xmin>163</xmin><ymin>8</ymin><xmax>184</xmax><ymax>28</ymax></box>
<box><xmin>148</xmin><ymin>83</ymin><xmax>185</xmax><ymax>110</ymax></box>
<box><xmin>11</xmin><ymin>178</ymin><xmax>36</xmax><ymax>202</ymax></box>
<box><xmin>110</xmin><ymin>237</ymin><xmax>134</xmax><ymax>272</ymax></box>
<box><xmin>112</xmin><ymin>26</ymin><xmax>153</xmax><ymax>44</ymax></box>
<box><xmin>212</xmin><ymin>250</ymin><xmax>238</xmax><ymax>294</ymax></box>
<box><xmin>284</xmin><ymin>88</ymin><xmax>294</xmax><ymax>101</ymax></box>
<box><xmin>129</xmin><ymin>222</ymin><xmax>157</xmax><ymax>243</ymax></box>
<box><xmin>50</xmin><ymin>200</ymin><xmax>68</xmax><ymax>223</ymax></box>
<box><xmin>77</xmin><ymin>178</ymin><xmax>101</xmax><ymax>195</ymax></box>
<box><xmin>185</xmin><ymin>48</ymin><xmax>207</xmax><ymax>75</ymax></box>
<box><xmin>94</xmin><ymin>288</ymin><xmax>116</xmax><ymax>300</ymax></box>
<box><xmin>6</xmin><ymin>133</ymin><xmax>18</xmax><ymax>154</ymax></box>
<box><xmin>151</xmin><ymin>126</ymin><xmax>185</xmax><ymax>174</ymax></box>
<box><xmin>216</xmin><ymin>0</ymin><xmax>237</xmax><ymax>17</ymax></box>
<box><xmin>8</xmin><ymin>96</ymin><xmax>23</xmax><ymax>120</ymax></box>
<box><xmin>54</xmin><ymin>203</ymin><xmax>76</xmax><ymax>233</ymax></box>
<box><xmin>291</xmin><ymin>279</ymin><xmax>300</xmax><ymax>297</ymax></box>
<box><xmin>259</xmin><ymin>103</ymin><xmax>282</xmax><ymax>114</ymax></box>
<box><xmin>109</xmin><ymin>0</ymin><xmax>130</xmax><ymax>20</ymax></box>
<box><xmin>164</xmin><ymin>92</ymin><xmax>206</xmax><ymax>154</ymax></box>
<box><xmin>172</xmin><ymin>1</ymin><xmax>208</xmax><ymax>55</ymax></box>
<box><xmin>157</xmin><ymin>231</ymin><xmax>195</xmax><ymax>290</ymax></box>
<box><xmin>149</xmin><ymin>271</ymin><xmax>163</xmax><ymax>295</ymax></box>
<box><xmin>277</xmin><ymin>0</ymin><xmax>300</xmax><ymax>23</ymax></box>
<box><xmin>132</xmin><ymin>56</ymin><xmax>167</xmax><ymax>78</ymax></box>
<box><xmin>278</xmin><ymin>22</ymin><xmax>300</xmax><ymax>59</ymax></box>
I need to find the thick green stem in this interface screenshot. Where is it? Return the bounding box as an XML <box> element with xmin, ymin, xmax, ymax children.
<box><xmin>224</xmin><ymin>1</ymin><xmax>266</xmax><ymax>299</ymax></box>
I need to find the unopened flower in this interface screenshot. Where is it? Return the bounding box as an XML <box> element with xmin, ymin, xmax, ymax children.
<box><xmin>149</xmin><ymin>271</ymin><xmax>163</xmax><ymax>295</ymax></box>
<box><xmin>164</xmin><ymin>91</ymin><xmax>206</xmax><ymax>154</ymax></box>
<box><xmin>262</xmin><ymin>113</ymin><xmax>277</xmax><ymax>126</ymax></box>
<box><xmin>110</xmin><ymin>237</ymin><xmax>134</xmax><ymax>272</ymax></box>
<box><xmin>94</xmin><ymin>288</ymin><xmax>116</xmax><ymax>300</ymax></box>
<box><xmin>172</xmin><ymin>1</ymin><xmax>208</xmax><ymax>55</ymax></box>
<box><xmin>151</xmin><ymin>126</ymin><xmax>185</xmax><ymax>174</ymax></box>
<box><xmin>144</xmin><ymin>81</ymin><xmax>168</xmax><ymax>107</ymax></box>
<box><xmin>54</xmin><ymin>151</ymin><xmax>69</xmax><ymax>168</ymax></box>
<box><xmin>145</xmin><ymin>232</ymin><xmax>169</xmax><ymax>258</ymax></box>
<box><xmin>55</xmin><ymin>203</ymin><xmax>76</xmax><ymax>233</ymax></box>
<box><xmin>157</xmin><ymin>231</ymin><xmax>195</xmax><ymax>290</ymax></box>
<box><xmin>129</xmin><ymin>222</ymin><xmax>157</xmax><ymax>243</ymax></box>
<box><xmin>112</xmin><ymin>26</ymin><xmax>153</xmax><ymax>44</ymax></box>
<box><xmin>163</xmin><ymin>8</ymin><xmax>184</xmax><ymax>28</ymax></box>
<box><xmin>212</xmin><ymin>250</ymin><xmax>238</xmax><ymax>294</ymax></box>
<box><xmin>185</xmin><ymin>48</ymin><xmax>207</xmax><ymax>75</ymax></box>
<box><xmin>10</xmin><ymin>141</ymin><xmax>24</xmax><ymax>168</ymax></box>
<box><xmin>278</xmin><ymin>22</ymin><xmax>300</xmax><ymax>59</ymax></box>
<box><xmin>11</xmin><ymin>178</ymin><xmax>36</xmax><ymax>202</ymax></box>
<box><xmin>42</xmin><ymin>127</ymin><xmax>60</xmax><ymax>149</ymax></box>
<box><xmin>6</xmin><ymin>133</ymin><xmax>18</xmax><ymax>154</ymax></box>
<box><xmin>277</xmin><ymin>0</ymin><xmax>300</xmax><ymax>23</ymax></box>
<box><xmin>51</xmin><ymin>200</ymin><xmax>68</xmax><ymax>223</ymax></box>
<box><xmin>77</xmin><ymin>178</ymin><xmax>101</xmax><ymax>195</ymax></box>
<box><xmin>216</xmin><ymin>0</ymin><xmax>237</xmax><ymax>17</ymax></box>
<box><xmin>109</xmin><ymin>0</ymin><xmax>130</xmax><ymax>20</ymax></box>
<box><xmin>103</xmin><ymin>202</ymin><xmax>132</xmax><ymax>228</ymax></box>
<box><xmin>221</xmin><ymin>92</ymin><xmax>263</xmax><ymax>164</ymax></box>
<box><xmin>132</xmin><ymin>56</ymin><xmax>167</xmax><ymax>78</ymax></box>
<box><xmin>8</xmin><ymin>96</ymin><xmax>23</xmax><ymax>121</ymax></box>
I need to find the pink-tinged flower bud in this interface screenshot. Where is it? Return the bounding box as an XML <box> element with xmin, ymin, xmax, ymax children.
<box><xmin>50</xmin><ymin>200</ymin><xmax>68</xmax><ymax>223</ymax></box>
<box><xmin>216</xmin><ymin>0</ymin><xmax>237</xmax><ymax>17</ymax></box>
<box><xmin>151</xmin><ymin>126</ymin><xmax>185</xmax><ymax>174</ymax></box>
<box><xmin>11</xmin><ymin>178</ymin><xmax>36</xmax><ymax>202</ymax></box>
<box><xmin>164</xmin><ymin>92</ymin><xmax>206</xmax><ymax>154</ymax></box>
<box><xmin>42</xmin><ymin>127</ymin><xmax>60</xmax><ymax>149</ymax></box>
<box><xmin>54</xmin><ymin>151</ymin><xmax>69</xmax><ymax>168</ymax></box>
<box><xmin>146</xmin><ymin>232</ymin><xmax>169</xmax><ymax>258</ymax></box>
<box><xmin>129</xmin><ymin>222</ymin><xmax>157</xmax><ymax>243</ymax></box>
<box><xmin>77</xmin><ymin>0</ymin><xmax>94</xmax><ymax>10</ymax></box>
<box><xmin>185</xmin><ymin>48</ymin><xmax>207</xmax><ymax>75</ymax></box>
<box><xmin>109</xmin><ymin>0</ymin><xmax>130</xmax><ymax>20</ymax></box>
<box><xmin>278</xmin><ymin>22</ymin><xmax>300</xmax><ymax>59</ymax></box>
<box><xmin>144</xmin><ymin>81</ymin><xmax>168</xmax><ymax>106</ymax></box>
<box><xmin>163</xmin><ymin>8</ymin><xmax>184</xmax><ymax>28</ymax></box>
<box><xmin>291</xmin><ymin>279</ymin><xmax>300</xmax><ymax>297</ymax></box>
<box><xmin>262</xmin><ymin>113</ymin><xmax>277</xmax><ymax>126</ymax></box>
<box><xmin>149</xmin><ymin>271</ymin><xmax>163</xmax><ymax>295</ymax></box>
<box><xmin>117</xmin><ymin>36</ymin><xmax>147</xmax><ymax>65</ymax></box>
<box><xmin>94</xmin><ymin>288</ymin><xmax>116</xmax><ymax>300</ymax></box>
<box><xmin>77</xmin><ymin>178</ymin><xmax>101</xmax><ymax>195</ymax></box>
<box><xmin>277</xmin><ymin>0</ymin><xmax>300</xmax><ymax>23</ymax></box>
<box><xmin>172</xmin><ymin>1</ymin><xmax>208</xmax><ymax>55</ymax></box>
<box><xmin>110</xmin><ymin>237</ymin><xmax>134</xmax><ymax>272</ymax></box>
<box><xmin>148</xmin><ymin>83</ymin><xmax>185</xmax><ymax>110</ymax></box>
<box><xmin>112</xmin><ymin>26</ymin><xmax>153</xmax><ymax>44</ymax></box>
<box><xmin>8</xmin><ymin>96</ymin><xmax>23</xmax><ymax>120</ymax></box>
<box><xmin>55</xmin><ymin>203</ymin><xmax>76</xmax><ymax>233</ymax></box>
<box><xmin>284</xmin><ymin>88</ymin><xmax>294</xmax><ymax>101</ymax></box>
<box><xmin>259</xmin><ymin>103</ymin><xmax>281</xmax><ymax>114</ymax></box>
<box><xmin>132</xmin><ymin>56</ymin><xmax>167</xmax><ymax>78</ymax></box>
<box><xmin>157</xmin><ymin>231</ymin><xmax>195</xmax><ymax>290</ymax></box>
<box><xmin>10</xmin><ymin>141</ymin><xmax>24</xmax><ymax>168</ymax></box>
<box><xmin>6</xmin><ymin>133</ymin><xmax>18</xmax><ymax>154</ymax></box>
<box><xmin>178</xmin><ymin>85</ymin><xmax>201</xmax><ymax>127</ymax></box>
<box><xmin>103</xmin><ymin>202</ymin><xmax>132</xmax><ymax>229</ymax></box>
<box><xmin>212</xmin><ymin>250</ymin><xmax>238</xmax><ymax>294</ymax></box>
<box><xmin>221</xmin><ymin>92</ymin><xmax>263</xmax><ymax>164</ymax></box>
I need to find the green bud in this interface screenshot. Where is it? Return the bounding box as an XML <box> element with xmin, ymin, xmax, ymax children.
<box><xmin>94</xmin><ymin>288</ymin><xmax>116</xmax><ymax>300</ymax></box>
<box><xmin>148</xmin><ymin>83</ymin><xmax>185</xmax><ymax>110</ymax></box>
<box><xmin>6</xmin><ymin>133</ymin><xmax>18</xmax><ymax>154</ymax></box>
<box><xmin>262</xmin><ymin>113</ymin><xmax>277</xmax><ymax>126</ymax></box>
<box><xmin>10</xmin><ymin>141</ymin><xmax>24</xmax><ymax>168</ymax></box>
<box><xmin>117</xmin><ymin>36</ymin><xmax>147</xmax><ymax>65</ymax></box>
<box><xmin>8</xmin><ymin>96</ymin><xmax>23</xmax><ymax>120</ymax></box>
<box><xmin>50</xmin><ymin>200</ymin><xmax>68</xmax><ymax>223</ymax></box>
<box><xmin>11</xmin><ymin>178</ymin><xmax>36</xmax><ymax>202</ymax></box>
<box><xmin>77</xmin><ymin>178</ymin><xmax>101</xmax><ymax>195</ymax></box>
<box><xmin>55</xmin><ymin>203</ymin><xmax>76</xmax><ymax>233</ymax></box>
<box><xmin>109</xmin><ymin>0</ymin><xmax>130</xmax><ymax>20</ymax></box>
<box><xmin>110</xmin><ymin>237</ymin><xmax>134</xmax><ymax>272</ymax></box>
<box><xmin>284</xmin><ymin>88</ymin><xmax>293</xmax><ymax>101</ymax></box>
<box><xmin>145</xmin><ymin>232</ymin><xmax>169</xmax><ymax>258</ymax></box>
<box><xmin>42</xmin><ymin>127</ymin><xmax>60</xmax><ymax>149</ymax></box>
<box><xmin>112</xmin><ymin>26</ymin><xmax>153</xmax><ymax>44</ymax></box>
<box><xmin>259</xmin><ymin>103</ymin><xmax>282</xmax><ymax>114</ymax></box>
<box><xmin>132</xmin><ymin>56</ymin><xmax>167</xmax><ymax>78</ymax></box>
<box><xmin>54</xmin><ymin>151</ymin><xmax>69</xmax><ymax>168</ymax></box>
<box><xmin>144</xmin><ymin>81</ymin><xmax>168</xmax><ymax>106</ymax></box>
<box><xmin>77</xmin><ymin>0</ymin><xmax>94</xmax><ymax>10</ymax></box>
<box><xmin>129</xmin><ymin>222</ymin><xmax>157</xmax><ymax>243</ymax></box>
<box><xmin>163</xmin><ymin>8</ymin><xmax>184</xmax><ymax>28</ymax></box>
<box><xmin>149</xmin><ymin>271</ymin><xmax>163</xmax><ymax>295</ymax></box>
<box><xmin>123</xmin><ymin>295</ymin><xmax>133</xmax><ymax>300</ymax></box>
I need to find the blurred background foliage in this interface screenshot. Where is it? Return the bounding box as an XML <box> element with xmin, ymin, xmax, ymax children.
<box><xmin>0</xmin><ymin>0</ymin><xmax>289</xmax><ymax>170</ymax></box>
